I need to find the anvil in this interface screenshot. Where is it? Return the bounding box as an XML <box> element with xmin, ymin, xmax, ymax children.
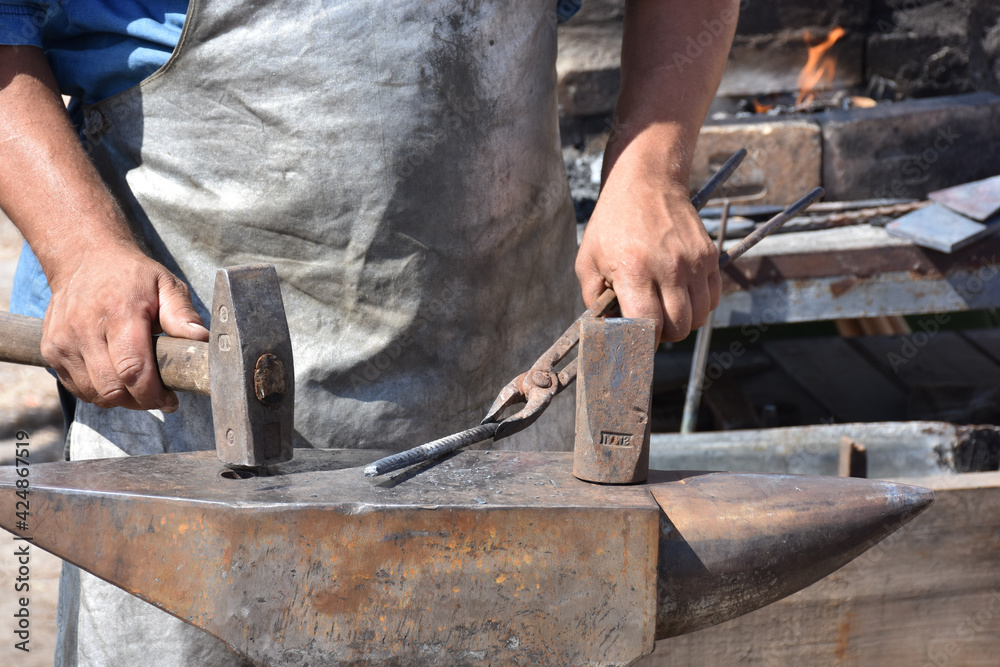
<box><xmin>0</xmin><ymin>448</ymin><xmax>931</xmax><ymax>666</ymax></box>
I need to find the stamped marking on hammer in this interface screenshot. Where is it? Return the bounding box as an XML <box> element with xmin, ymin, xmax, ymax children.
<box><xmin>599</xmin><ymin>432</ymin><xmax>634</xmax><ymax>448</ymax></box>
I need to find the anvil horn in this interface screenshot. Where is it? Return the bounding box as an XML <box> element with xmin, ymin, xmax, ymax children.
<box><xmin>0</xmin><ymin>450</ymin><xmax>932</xmax><ymax>666</ymax></box>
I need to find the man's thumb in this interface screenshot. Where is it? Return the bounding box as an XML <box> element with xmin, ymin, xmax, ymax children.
<box><xmin>157</xmin><ymin>274</ymin><xmax>209</xmax><ymax>342</ymax></box>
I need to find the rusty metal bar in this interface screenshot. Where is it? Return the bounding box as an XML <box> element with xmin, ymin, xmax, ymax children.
<box><xmin>680</xmin><ymin>202</ymin><xmax>730</xmax><ymax>434</ymax></box>
<box><xmin>690</xmin><ymin>148</ymin><xmax>748</xmax><ymax>211</ymax></box>
<box><xmin>718</xmin><ymin>186</ymin><xmax>825</xmax><ymax>266</ymax></box>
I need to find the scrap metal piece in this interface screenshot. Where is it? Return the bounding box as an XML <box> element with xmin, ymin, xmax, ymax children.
<box><xmin>714</xmin><ymin>226</ymin><xmax>1000</xmax><ymax>326</ymax></box>
<box><xmin>930</xmin><ymin>174</ymin><xmax>1000</xmax><ymax>221</ymax></box>
<box><xmin>886</xmin><ymin>202</ymin><xmax>998</xmax><ymax>253</ymax></box>
<box><xmin>718</xmin><ymin>186</ymin><xmax>825</xmax><ymax>265</ymax></box>
<box><xmin>689</xmin><ymin>147</ymin><xmax>747</xmax><ymax>211</ymax></box>
<box><xmin>0</xmin><ymin>450</ymin><xmax>932</xmax><ymax>666</ymax></box>
<box><xmin>210</xmin><ymin>265</ymin><xmax>294</xmax><ymax>467</ymax></box>
<box><xmin>574</xmin><ymin>317</ymin><xmax>657</xmax><ymax>484</ymax></box>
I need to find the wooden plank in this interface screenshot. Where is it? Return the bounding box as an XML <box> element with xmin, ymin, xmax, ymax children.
<box><xmin>763</xmin><ymin>338</ymin><xmax>907</xmax><ymax>422</ymax></box>
<box><xmin>640</xmin><ymin>471</ymin><xmax>1000</xmax><ymax>667</ymax></box>
<box><xmin>855</xmin><ymin>331</ymin><xmax>1000</xmax><ymax>387</ymax></box>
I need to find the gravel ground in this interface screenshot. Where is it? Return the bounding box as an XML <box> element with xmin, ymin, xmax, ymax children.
<box><xmin>0</xmin><ymin>212</ymin><xmax>62</xmax><ymax>667</ymax></box>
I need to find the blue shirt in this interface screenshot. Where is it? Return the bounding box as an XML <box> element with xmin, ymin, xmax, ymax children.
<box><xmin>2</xmin><ymin>0</ymin><xmax>581</xmax><ymax>318</ymax></box>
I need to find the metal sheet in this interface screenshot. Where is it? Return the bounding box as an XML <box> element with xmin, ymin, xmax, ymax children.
<box><xmin>885</xmin><ymin>203</ymin><xmax>995</xmax><ymax>253</ymax></box>
<box><xmin>930</xmin><ymin>174</ymin><xmax>1000</xmax><ymax>221</ymax></box>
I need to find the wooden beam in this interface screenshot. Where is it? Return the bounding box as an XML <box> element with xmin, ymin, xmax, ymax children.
<box><xmin>640</xmin><ymin>471</ymin><xmax>1000</xmax><ymax>666</ymax></box>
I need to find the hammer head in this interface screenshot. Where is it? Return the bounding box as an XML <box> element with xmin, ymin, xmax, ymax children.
<box><xmin>573</xmin><ymin>317</ymin><xmax>657</xmax><ymax>484</ymax></box>
<box><xmin>209</xmin><ymin>265</ymin><xmax>295</xmax><ymax>468</ymax></box>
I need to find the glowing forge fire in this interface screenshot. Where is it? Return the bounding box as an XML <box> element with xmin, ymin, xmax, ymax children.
<box><xmin>796</xmin><ymin>27</ymin><xmax>845</xmax><ymax>107</ymax></box>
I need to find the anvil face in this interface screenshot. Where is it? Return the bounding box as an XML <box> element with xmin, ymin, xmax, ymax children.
<box><xmin>0</xmin><ymin>450</ymin><xmax>932</xmax><ymax>666</ymax></box>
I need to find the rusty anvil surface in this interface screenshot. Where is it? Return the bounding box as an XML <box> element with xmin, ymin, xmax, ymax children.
<box><xmin>0</xmin><ymin>450</ymin><xmax>932</xmax><ymax>666</ymax></box>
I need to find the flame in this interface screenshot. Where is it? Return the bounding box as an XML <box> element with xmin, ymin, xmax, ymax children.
<box><xmin>796</xmin><ymin>27</ymin><xmax>845</xmax><ymax>107</ymax></box>
<box><xmin>751</xmin><ymin>98</ymin><xmax>773</xmax><ymax>114</ymax></box>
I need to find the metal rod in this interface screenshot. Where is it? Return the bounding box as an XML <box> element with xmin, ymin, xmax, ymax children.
<box><xmin>719</xmin><ymin>187</ymin><xmax>825</xmax><ymax>267</ymax></box>
<box><xmin>680</xmin><ymin>202</ymin><xmax>730</xmax><ymax>434</ymax></box>
<box><xmin>690</xmin><ymin>149</ymin><xmax>747</xmax><ymax>212</ymax></box>
<box><xmin>364</xmin><ymin>423</ymin><xmax>499</xmax><ymax>477</ymax></box>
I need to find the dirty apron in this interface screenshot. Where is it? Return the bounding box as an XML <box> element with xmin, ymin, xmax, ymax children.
<box><xmin>56</xmin><ymin>0</ymin><xmax>580</xmax><ymax>664</ymax></box>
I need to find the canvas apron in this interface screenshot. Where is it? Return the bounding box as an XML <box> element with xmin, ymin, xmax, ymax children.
<box><xmin>56</xmin><ymin>0</ymin><xmax>579</xmax><ymax>664</ymax></box>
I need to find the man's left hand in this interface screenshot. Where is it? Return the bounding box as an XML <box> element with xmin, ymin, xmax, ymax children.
<box><xmin>576</xmin><ymin>167</ymin><xmax>720</xmax><ymax>343</ymax></box>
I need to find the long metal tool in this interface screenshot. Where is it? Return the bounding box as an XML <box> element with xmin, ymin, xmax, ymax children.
<box><xmin>680</xmin><ymin>201</ymin><xmax>730</xmax><ymax>434</ymax></box>
<box><xmin>365</xmin><ymin>171</ymin><xmax>823</xmax><ymax>476</ymax></box>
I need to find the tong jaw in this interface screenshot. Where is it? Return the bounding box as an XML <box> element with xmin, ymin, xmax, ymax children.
<box><xmin>482</xmin><ymin>365</ymin><xmax>573</xmax><ymax>441</ymax></box>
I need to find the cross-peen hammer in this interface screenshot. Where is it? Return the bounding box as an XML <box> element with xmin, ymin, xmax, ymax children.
<box><xmin>0</xmin><ymin>264</ymin><xmax>294</xmax><ymax>470</ymax></box>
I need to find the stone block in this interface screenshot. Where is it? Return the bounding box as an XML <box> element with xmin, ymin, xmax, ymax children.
<box><xmin>690</xmin><ymin>118</ymin><xmax>822</xmax><ymax>206</ymax></box>
<box><xmin>819</xmin><ymin>92</ymin><xmax>1000</xmax><ymax>200</ymax></box>
<box><xmin>867</xmin><ymin>33</ymin><xmax>982</xmax><ymax>98</ymax></box>
<box><xmin>736</xmin><ymin>0</ymin><xmax>872</xmax><ymax>35</ymax></box>
<box><xmin>556</xmin><ymin>22</ymin><xmax>622</xmax><ymax>117</ymax></box>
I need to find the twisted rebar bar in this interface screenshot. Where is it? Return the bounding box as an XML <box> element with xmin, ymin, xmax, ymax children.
<box><xmin>364</xmin><ymin>422</ymin><xmax>500</xmax><ymax>477</ymax></box>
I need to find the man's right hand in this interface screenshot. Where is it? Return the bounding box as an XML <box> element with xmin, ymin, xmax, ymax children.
<box><xmin>1</xmin><ymin>45</ymin><xmax>207</xmax><ymax>413</ymax></box>
<box><xmin>42</xmin><ymin>246</ymin><xmax>209</xmax><ymax>412</ymax></box>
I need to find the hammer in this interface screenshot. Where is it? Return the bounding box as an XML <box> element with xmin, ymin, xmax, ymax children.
<box><xmin>0</xmin><ymin>265</ymin><xmax>294</xmax><ymax>470</ymax></box>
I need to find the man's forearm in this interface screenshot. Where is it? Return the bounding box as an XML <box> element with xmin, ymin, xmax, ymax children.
<box><xmin>575</xmin><ymin>0</ymin><xmax>737</xmax><ymax>342</ymax></box>
<box><xmin>0</xmin><ymin>45</ymin><xmax>207</xmax><ymax>412</ymax></box>
<box><xmin>604</xmin><ymin>0</ymin><xmax>738</xmax><ymax>187</ymax></box>
<box><xmin>0</xmin><ymin>45</ymin><xmax>140</xmax><ymax>282</ymax></box>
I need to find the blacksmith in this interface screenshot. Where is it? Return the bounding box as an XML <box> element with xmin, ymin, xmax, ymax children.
<box><xmin>0</xmin><ymin>0</ymin><xmax>737</xmax><ymax>663</ymax></box>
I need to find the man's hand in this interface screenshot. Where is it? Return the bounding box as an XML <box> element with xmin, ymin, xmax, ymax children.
<box><xmin>1</xmin><ymin>45</ymin><xmax>207</xmax><ymax>412</ymax></box>
<box><xmin>42</xmin><ymin>245</ymin><xmax>208</xmax><ymax>412</ymax></box>
<box><xmin>575</xmin><ymin>0</ymin><xmax>738</xmax><ymax>342</ymax></box>
<box><xmin>576</xmin><ymin>149</ymin><xmax>720</xmax><ymax>342</ymax></box>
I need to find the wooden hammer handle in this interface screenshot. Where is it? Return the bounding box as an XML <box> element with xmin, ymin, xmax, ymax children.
<box><xmin>0</xmin><ymin>311</ymin><xmax>211</xmax><ymax>396</ymax></box>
